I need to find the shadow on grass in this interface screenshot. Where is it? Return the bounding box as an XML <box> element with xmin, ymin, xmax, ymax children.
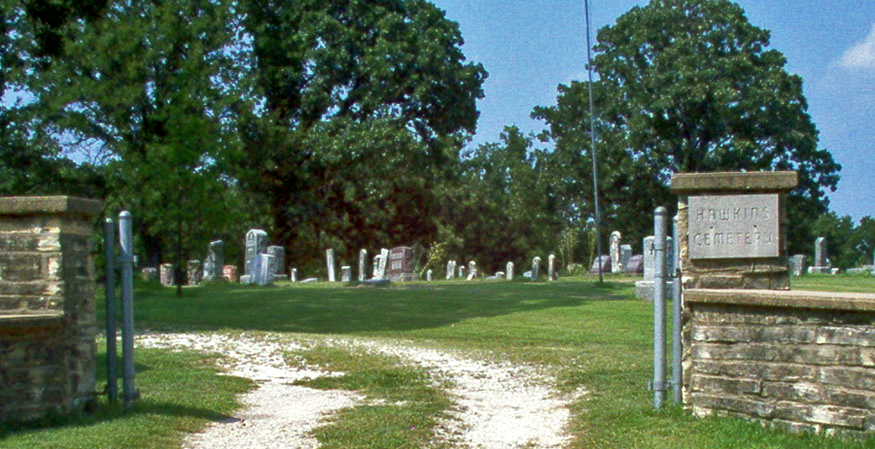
<box><xmin>112</xmin><ymin>279</ymin><xmax>634</xmax><ymax>334</ymax></box>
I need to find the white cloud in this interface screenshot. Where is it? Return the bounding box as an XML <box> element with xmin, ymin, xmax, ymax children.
<box><xmin>839</xmin><ymin>23</ymin><xmax>875</xmax><ymax>69</ymax></box>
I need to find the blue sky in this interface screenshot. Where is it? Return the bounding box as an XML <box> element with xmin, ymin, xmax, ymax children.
<box><xmin>431</xmin><ymin>0</ymin><xmax>874</xmax><ymax>222</ymax></box>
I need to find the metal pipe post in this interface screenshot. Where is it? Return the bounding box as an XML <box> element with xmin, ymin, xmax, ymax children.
<box><xmin>119</xmin><ymin>211</ymin><xmax>137</xmax><ymax>405</ymax></box>
<box><xmin>672</xmin><ymin>215</ymin><xmax>682</xmax><ymax>404</ymax></box>
<box><xmin>104</xmin><ymin>219</ymin><xmax>118</xmax><ymax>402</ymax></box>
<box><xmin>652</xmin><ymin>207</ymin><xmax>668</xmax><ymax>409</ymax></box>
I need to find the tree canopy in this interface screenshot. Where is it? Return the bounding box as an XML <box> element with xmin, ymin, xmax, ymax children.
<box><xmin>535</xmin><ymin>0</ymin><xmax>841</xmax><ymax>253</ymax></box>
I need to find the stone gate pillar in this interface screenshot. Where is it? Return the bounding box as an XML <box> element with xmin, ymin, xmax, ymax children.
<box><xmin>0</xmin><ymin>196</ymin><xmax>102</xmax><ymax>422</ymax></box>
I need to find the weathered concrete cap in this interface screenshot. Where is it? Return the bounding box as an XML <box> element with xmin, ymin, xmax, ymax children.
<box><xmin>670</xmin><ymin>171</ymin><xmax>798</xmax><ymax>194</ymax></box>
<box><xmin>685</xmin><ymin>288</ymin><xmax>875</xmax><ymax>312</ymax></box>
<box><xmin>0</xmin><ymin>196</ymin><xmax>102</xmax><ymax>217</ymax></box>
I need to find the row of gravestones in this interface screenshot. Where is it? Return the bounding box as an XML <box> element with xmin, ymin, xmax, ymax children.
<box><xmin>589</xmin><ymin>231</ymin><xmax>667</xmax><ymax>277</ymax></box>
<box><xmin>788</xmin><ymin>236</ymin><xmax>875</xmax><ymax>276</ymax></box>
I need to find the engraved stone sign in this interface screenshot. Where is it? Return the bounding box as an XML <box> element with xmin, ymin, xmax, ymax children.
<box><xmin>688</xmin><ymin>194</ymin><xmax>779</xmax><ymax>259</ymax></box>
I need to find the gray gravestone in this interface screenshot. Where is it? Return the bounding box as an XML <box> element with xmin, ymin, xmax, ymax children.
<box><xmin>160</xmin><ymin>263</ymin><xmax>174</xmax><ymax>286</ymax></box>
<box><xmin>326</xmin><ymin>249</ymin><xmax>336</xmax><ymax>282</ymax></box>
<box><xmin>548</xmin><ymin>254</ymin><xmax>558</xmax><ymax>280</ymax></box>
<box><xmin>427</xmin><ymin>269</ymin><xmax>433</xmax><ymax>281</ymax></box>
<box><xmin>643</xmin><ymin>236</ymin><xmax>673</xmax><ymax>281</ymax></box>
<box><xmin>187</xmin><ymin>260</ymin><xmax>202</xmax><ymax>285</ymax></box>
<box><xmin>245</xmin><ymin>229</ymin><xmax>268</xmax><ymax>275</ymax></box>
<box><xmin>341</xmin><ymin>266</ymin><xmax>351</xmax><ymax>282</ymax></box>
<box><xmin>590</xmin><ymin>255</ymin><xmax>611</xmax><ymax>274</ymax></box>
<box><xmin>808</xmin><ymin>237</ymin><xmax>832</xmax><ymax>274</ymax></box>
<box><xmin>610</xmin><ymin>231</ymin><xmax>623</xmax><ymax>273</ymax></box>
<box><xmin>291</xmin><ymin>268</ymin><xmax>298</xmax><ymax>282</ymax></box>
<box><xmin>789</xmin><ymin>254</ymin><xmax>807</xmax><ymax>277</ymax></box>
<box><xmin>267</xmin><ymin>246</ymin><xmax>285</xmax><ymax>275</ymax></box>
<box><xmin>377</xmin><ymin>248</ymin><xmax>389</xmax><ymax>279</ymax></box>
<box><xmin>373</xmin><ymin>255</ymin><xmax>381</xmax><ymax>279</ymax></box>
<box><xmin>458</xmin><ymin>266</ymin><xmax>466</xmax><ymax>278</ymax></box>
<box><xmin>532</xmin><ymin>256</ymin><xmax>541</xmax><ymax>280</ymax></box>
<box><xmin>250</xmin><ymin>254</ymin><xmax>275</xmax><ymax>286</ymax></box>
<box><xmin>619</xmin><ymin>244</ymin><xmax>632</xmax><ymax>271</ymax></box>
<box><xmin>624</xmin><ymin>255</ymin><xmax>644</xmax><ymax>274</ymax></box>
<box><xmin>467</xmin><ymin>261</ymin><xmax>477</xmax><ymax>280</ymax></box>
<box><xmin>358</xmin><ymin>249</ymin><xmax>368</xmax><ymax>282</ymax></box>
<box><xmin>203</xmin><ymin>240</ymin><xmax>225</xmax><ymax>281</ymax></box>
<box><xmin>507</xmin><ymin>261</ymin><xmax>514</xmax><ymax>280</ymax></box>
<box><xmin>446</xmin><ymin>260</ymin><xmax>455</xmax><ymax>280</ymax></box>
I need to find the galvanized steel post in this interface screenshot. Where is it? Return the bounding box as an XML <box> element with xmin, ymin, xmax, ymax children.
<box><xmin>119</xmin><ymin>211</ymin><xmax>137</xmax><ymax>405</ymax></box>
<box><xmin>104</xmin><ymin>219</ymin><xmax>118</xmax><ymax>402</ymax></box>
<box><xmin>672</xmin><ymin>215</ymin><xmax>682</xmax><ymax>404</ymax></box>
<box><xmin>652</xmin><ymin>207</ymin><xmax>668</xmax><ymax>409</ymax></box>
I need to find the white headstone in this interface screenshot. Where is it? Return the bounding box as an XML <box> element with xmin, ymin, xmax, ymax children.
<box><xmin>341</xmin><ymin>265</ymin><xmax>351</xmax><ymax>282</ymax></box>
<box><xmin>358</xmin><ymin>249</ymin><xmax>368</xmax><ymax>282</ymax></box>
<box><xmin>245</xmin><ymin>229</ymin><xmax>268</xmax><ymax>275</ymax></box>
<box><xmin>532</xmin><ymin>256</ymin><xmax>541</xmax><ymax>280</ymax></box>
<box><xmin>427</xmin><ymin>269</ymin><xmax>433</xmax><ymax>281</ymax></box>
<box><xmin>326</xmin><ymin>248</ymin><xmax>336</xmax><ymax>282</ymax></box>
<box><xmin>446</xmin><ymin>260</ymin><xmax>455</xmax><ymax>279</ymax></box>
<box><xmin>548</xmin><ymin>254</ymin><xmax>557</xmax><ymax>280</ymax></box>
<box><xmin>619</xmin><ymin>244</ymin><xmax>632</xmax><ymax>272</ymax></box>
<box><xmin>373</xmin><ymin>255</ymin><xmax>382</xmax><ymax>279</ymax></box>
<box><xmin>291</xmin><ymin>268</ymin><xmax>298</xmax><ymax>282</ymax></box>
<box><xmin>506</xmin><ymin>261</ymin><xmax>514</xmax><ymax>281</ymax></box>
<box><xmin>250</xmin><ymin>254</ymin><xmax>275</xmax><ymax>286</ymax></box>
<box><xmin>610</xmin><ymin>231</ymin><xmax>623</xmax><ymax>273</ymax></box>
<box><xmin>467</xmin><ymin>261</ymin><xmax>477</xmax><ymax>280</ymax></box>
<box><xmin>378</xmin><ymin>248</ymin><xmax>389</xmax><ymax>279</ymax></box>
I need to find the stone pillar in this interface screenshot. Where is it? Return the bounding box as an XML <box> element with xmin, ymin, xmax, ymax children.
<box><xmin>245</xmin><ymin>229</ymin><xmax>268</xmax><ymax>275</ymax></box>
<box><xmin>548</xmin><ymin>254</ymin><xmax>557</xmax><ymax>280</ymax></box>
<box><xmin>610</xmin><ymin>231</ymin><xmax>623</xmax><ymax>273</ymax></box>
<box><xmin>507</xmin><ymin>261</ymin><xmax>514</xmax><ymax>281</ymax></box>
<box><xmin>426</xmin><ymin>269</ymin><xmax>433</xmax><ymax>281</ymax></box>
<box><xmin>532</xmin><ymin>256</ymin><xmax>541</xmax><ymax>280</ymax></box>
<box><xmin>0</xmin><ymin>196</ymin><xmax>101</xmax><ymax>422</ymax></box>
<box><xmin>467</xmin><ymin>261</ymin><xmax>477</xmax><ymax>280</ymax></box>
<box><xmin>326</xmin><ymin>249</ymin><xmax>336</xmax><ymax>282</ymax></box>
<box><xmin>377</xmin><ymin>248</ymin><xmax>389</xmax><ymax>279</ymax></box>
<box><xmin>290</xmin><ymin>268</ymin><xmax>298</xmax><ymax>283</ymax></box>
<box><xmin>670</xmin><ymin>171</ymin><xmax>797</xmax><ymax>290</ymax></box>
<box><xmin>358</xmin><ymin>249</ymin><xmax>368</xmax><ymax>282</ymax></box>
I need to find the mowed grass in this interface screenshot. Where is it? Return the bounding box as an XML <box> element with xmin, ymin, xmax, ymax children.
<box><xmin>4</xmin><ymin>274</ymin><xmax>874</xmax><ymax>448</ymax></box>
<box><xmin>0</xmin><ymin>346</ymin><xmax>250</xmax><ymax>449</ymax></box>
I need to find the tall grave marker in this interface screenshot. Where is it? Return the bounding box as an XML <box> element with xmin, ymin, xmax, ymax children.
<box><xmin>245</xmin><ymin>229</ymin><xmax>268</xmax><ymax>276</ymax></box>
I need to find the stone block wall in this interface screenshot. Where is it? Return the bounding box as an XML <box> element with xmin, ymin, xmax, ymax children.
<box><xmin>671</xmin><ymin>172</ymin><xmax>797</xmax><ymax>290</ymax></box>
<box><xmin>684</xmin><ymin>288</ymin><xmax>875</xmax><ymax>437</ymax></box>
<box><xmin>0</xmin><ymin>196</ymin><xmax>101</xmax><ymax>422</ymax></box>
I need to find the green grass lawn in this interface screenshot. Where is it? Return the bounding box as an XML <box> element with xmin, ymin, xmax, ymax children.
<box><xmin>2</xmin><ymin>274</ymin><xmax>873</xmax><ymax>448</ymax></box>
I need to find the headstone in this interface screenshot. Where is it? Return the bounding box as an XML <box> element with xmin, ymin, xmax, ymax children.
<box><xmin>187</xmin><ymin>260</ymin><xmax>202</xmax><ymax>285</ymax></box>
<box><xmin>222</xmin><ymin>265</ymin><xmax>237</xmax><ymax>283</ymax></box>
<box><xmin>624</xmin><ymin>255</ymin><xmax>644</xmax><ymax>274</ymax></box>
<box><xmin>808</xmin><ymin>237</ymin><xmax>832</xmax><ymax>274</ymax></box>
<box><xmin>326</xmin><ymin>249</ymin><xmax>336</xmax><ymax>282</ymax></box>
<box><xmin>245</xmin><ymin>229</ymin><xmax>268</xmax><ymax>275</ymax></box>
<box><xmin>377</xmin><ymin>248</ymin><xmax>389</xmax><ymax>280</ymax></box>
<box><xmin>290</xmin><ymin>268</ymin><xmax>298</xmax><ymax>282</ymax></box>
<box><xmin>249</xmin><ymin>254</ymin><xmax>275</xmax><ymax>286</ymax></box>
<box><xmin>467</xmin><ymin>261</ymin><xmax>477</xmax><ymax>280</ymax></box>
<box><xmin>341</xmin><ymin>266</ymin><xmax>352</xmax><ymax>282</ymax></box>
<box><xmin>506</xmin><ymin>262</ymin><xmax>514</xmax><ymax>281</ymax></box>
<box><xmin>523</xmin><ymin>270</ymin><xmax>532</xmax><ymax>279</ymax></box>
<box><xmin>619</xmin><ymin>245</ymin><xmax>632</xmax><ymax>272</ymax></box>
<box><xmin>373</xmin><ymin>255</ymin><xmax>382</xmax><ymax>279</ymax></box>
<box><xmin>301</xmin><ymin>278</ymin><xmax>318</xmax><ymax>283</ymax></box>
<box><xmin>160</xmin><ymin>263</ymin><xmax>174</xmax><ymax>286</ymax></box>
<box><xmin>532</xmin><ymin>256</ymin><xmax>541</xmax><ymax>280</ymax></box>
<box><xmin>267</xmin><ymin>246</ymin><xmax>285</xmax><ymax>275</ymax></box>
<box><xmin>610</xmin><ymin>231</ymin><xmax>623</xmax><ymax>273</ymax></box>
<box><xmin>358</xmin><ymin>249</ymin><xmax>368</xmax><ymax>282</ymax></box>
<box><xmin>204</xmin><ymin>240</ymin><xmax>225</xmax><ymax>281</ymax></box>
<box><xmin>789</xmin><ymin>254</ymin><xmax>807</xmax><ymax>277</ymax></box>
<box><xmin>548</xmin><ymin>254</ymin><xmax>558</xmax><ymax>280</ymax></box>
<box><xmin>141</xmin><ymin>267</ymin><xmax>158</xmax><ymax>281</ymax></box>
<box><xmin>643</xmin><ymin>236</ymin><xmax>673</xmax><ymax>281</ymax></box>
<box><xmin>387</xmin><ymin>246</ymin><xmax>415</xmax><ymax>281</ymax></box>
<box><xmin>426</xmin><ymin>269</ymin><xmax>433</xmax><ymax>281</ymax></box>
<box><xmin>446</xmin><ymin>260</ymin><xmax>456</xmax><ymax>280</ymax></box>
<box><xmin>458</xmin><ymin>266</ymin><xmax>466</xmax><ymax>278</ymax></box>
<box><xmin>590</xmin><ymin>255</ymin><xmax>611</xmax><ymax>275</ymax></box>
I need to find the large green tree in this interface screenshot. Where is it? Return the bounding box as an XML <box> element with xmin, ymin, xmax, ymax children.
<box><xmin>30</xmin><ymin>0</ymin><xmax>246</xmax><ymax>292</ymax></box>
<box><xmin>233</xmin><ymin>0</ymin><xmax>486</xmax><ymax>270</ymax></box>
<box><xmin>536</xmin><ymin>0</ymin><xmax>840</xmax><ymax>253</ymax></box>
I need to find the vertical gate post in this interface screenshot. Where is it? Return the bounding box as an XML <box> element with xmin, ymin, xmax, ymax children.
<box><xmin>119</xmin><ymin>211</ymin><xmax>138</xmax><ymax>405</ymax></box>
<box><xmin>104</xmin><ymin>219</ymin><xmax>118</xmax><ymax>402</ymax></box>
<box><xmin>652</xmin><ymin>207</ymin><xmax>668</xmax><ymax>409</ymax></box>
